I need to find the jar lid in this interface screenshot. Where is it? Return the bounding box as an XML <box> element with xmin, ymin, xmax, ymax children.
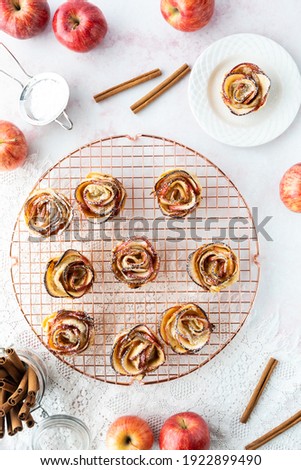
<box><xmin>31</xmin><ymin>415</ymin><xmax>91</xmax><ymax>450</ymax></box>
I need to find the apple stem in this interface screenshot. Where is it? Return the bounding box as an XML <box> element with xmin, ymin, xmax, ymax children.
<box><xmin>12</xmin><ymin>0</ymin><xmax>21</xmax><ymax>11</ymax></box>
<box><xmin>180</xmin><ymin>418</ymin><xmax>188</xmax><ymax>429</ymax></box>
<box><xmin>0</xmin><ymin>138</ymin><xmax>17</xmax><ymax>145</ymax></box>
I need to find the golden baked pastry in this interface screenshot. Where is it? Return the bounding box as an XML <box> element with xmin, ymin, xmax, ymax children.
<box><xmin>75</xmin><ymin>172</ymin><xmax>126</xmax><ymax>223</ymax></box>
<box><xmin>154</xmin><ymin>168</ymin><xmax>202</xmax><ymax>218</ymax></box>
<box><xmin>24</xmin><ymin>188</ymin><xmax>72</xmax><ymax>238</ymax></box>
<box><xmin>42</xmin><ymin>310</ymin><xmax>94</xmax><ymax>355</ymax></box>
<box><xmin>111</xmin><ymin>236</ymin><xmax>160</xmax><ymax>289</ymax></box>
<box><xmin>188</xmin><ymin>242</ymin><xmax>239</xmax><ymax>292</ymax></box>
<box><xmin>222</xmin><ymin>63</ymin><xmax>271</xmax><ymax>116</ymax></box>
<box><xmin>160</xmin><ymin>303</ymin><xmax>212</xmax><ymax>354</ymax></box>
<box><xmin>44</xmin><ymin>249</ymin><xmax>94</xmax><ymax>298</ymax></box>
<box><xmin>111</xmin><ymin>324</ymin><xmax>165</xmax><ymax>380</ymax></box>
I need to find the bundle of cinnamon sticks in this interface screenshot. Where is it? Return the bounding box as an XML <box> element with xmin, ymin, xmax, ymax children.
<box><xmin>0</xmin><ymin>349</ymin><xmax>39</xmax><ymax>438</ymax></box>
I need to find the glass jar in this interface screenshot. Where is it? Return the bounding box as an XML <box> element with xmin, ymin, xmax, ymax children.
<box><xmin>32</xmin><ymin>415</ymin><xmax>91</xmax><ymax>450</ymax></box>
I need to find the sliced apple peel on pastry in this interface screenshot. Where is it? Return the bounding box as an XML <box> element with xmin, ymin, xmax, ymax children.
<box><xmin>44</xmin><ymin>249</ymin><xmax>95</xmax><ymax>298</ymax></box>
<box><xmin>188</xmin><ymin>242</ymin><xmax>239</xmax><ymax>292</ymax></box>
<box><xmin>160</xmin><ymin>303</ymin><xmax>212</xmax><ymax>354</ymax></box>
<box><xmin>42</xmin><ymin>310</ymin><xmax>94</xmax><ymax>355</ymax></box>
<box><xmin>222</xmin><ymin>63</ymin><xmax>271</xmax><ymax>116</ymax></box>
<box><xmin>24</xmin><ymin>188</ymin><xmax>73</xmax><ymax>238</ymax></box>
<box><xmin>111</xmin><ymin>324</ymin><xmax>166</xmax><ymax>380</ymax></box>
<box><xmin>154</xmin><ymin>168</ymin><xmax>202</xmax><ymax>218</ymax></box>
<box><xmin>111</xmin><ymin>236</ymin><xmax>160</xmax><ymax>289</ymax></box>
<box><xmin>75</xmin><ymin>172</ymin><xmax>126</xmax><ymax>223</ymax></box>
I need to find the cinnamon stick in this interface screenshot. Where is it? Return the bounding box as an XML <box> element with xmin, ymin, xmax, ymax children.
<box><xmin>0</xmin><ymin>357</ymin><xmax>22</xmax><ymax>383</ymax></box>
<box><xmin>26</xmin><ymin>414</ymin><xmax>35</xmax><ymax>428</ymax></box>
<box><xmin>94</xmin><ymin>68</ymin><xmax>162</xmax><ymax>103</ymax></box>
<box><xmin>245</xmin><ymin>410</ymin><xmax>301</xmax><ymax>450</ymax></box>
<box><xmin>6</xmin><ymin>412</ymin><xmax>15</xmax><ymax>436</ymax></box>
<box><xmin>8</xmin><ymin>370</ymin><xmax>28</xmax><ymax>406</ymax></box>
<box><xmin>10</xmin><ymin>407</ymin><xmax>23</xmax><ymax>433</ymax></box>
<box><xmin>131</xmin><ymin>63</ymin><xmax>191</xmax><ymax>114</ymax></box>
<box><xmin>0</xmin><ymin>368</ymin><xmax>8</xmax><ymax>379</ymax></box>
<box><xmin>18</xmin><ymin>402</ymin><xmax>31</xmax><ymax>421</ymax></box>
<box><xmin>28</xmin><ymin>366</ymin><xmax>39</xmax><ymax>396</ymax></box>
<box><xmin>0</xmin><ymin>416</ymin><xmax>4</xmax><ymax>438</ymax></box>
<box><xmin>5</xmin><ymin>349</ymin><xmax>26</xmax><ymax>374</ymax></box>
<box><xmin>24</xmin><ymin>393</ymin><xmax>36</xmax><ymax>408</ymax></box>
<box><xmin>0</xmin><ymin>379</ymin><xmax>17</xmax><ymax>394</ymax></box>
<box><xmin>240</xmin><ymin>357</ymin><xmax>278</xmax><ymax>423</ymax></box>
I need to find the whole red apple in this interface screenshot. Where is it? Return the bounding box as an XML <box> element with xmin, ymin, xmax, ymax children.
<box><xmin>159</xmin><ymin>411</ymin><xmax>210</xmax><ymax>450</ymax></box>
<box><xmin>0</xmin><ymin>120</ymin><xmax>28</xmax><ymax>171</ymax></box>
<box><xmin>52</xmin><ymin>0</ymin><xmax>108</xmax><ymax>53</ymax></box>
<box><xmin>280</xmin><ymin>163</ymin><xmax>301</xmax><ymax>213</ymax></box>
<box><xmin>106</xmin><ymin>416</ymin><xmax>154</xmax><ymax>450</ymax></box>
<box><xmin>0</xmin><ymin>0</ymin><xmax>50</xmax><ymax>39</ymax></box>
<box><xmin>160</xmin><ymin>0</ymin><xmax>214</xmax><ymax>32</ymax></box>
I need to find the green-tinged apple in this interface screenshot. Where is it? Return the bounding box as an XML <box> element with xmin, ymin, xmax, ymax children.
<box><xmin>0</xmin><ymin>121</ymin><xmax>28</xmax><ymax>171</ymax></box>
<box><xmin>160</xmin><ymin>0</ymin><xmax>214</xmax><ymax>32</ymax></box>
<box><xmin>0</xmin><ymin>0</ymin><xmax>50</xmax><ymax>39</ymax></box>
<box><xmin>52</xmin><ymin>0</ymin><xmax>108</xmax><ymax>53</ymax></box>
<box><xmin>159</xmin><ymin>412</ymin><xmax>210</xmax><ymax>450</ymax></box>
<box><xmin>106</xmin><ymin>416</ymin><xmax>154</xmax><ymax>450</ymax></box>
<box><xmin>280</xmin><ymin>163</ymin><xmax>301</xmax><ymax>212</ymax></box>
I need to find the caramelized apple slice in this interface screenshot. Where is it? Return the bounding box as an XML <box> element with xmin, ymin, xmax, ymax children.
<box><xmin>222</xmin><ymin>63</ymin><xmax>271</xmax><ymax>116</ymax></box>
<box><xmin>75</xmin><ymin>172</ymin><xmax>126</xmax><ymax>223</ymax></box>
<box><xmin>111</xmin><ymin>324</ymin><xmax>165</xmax><ymax>380</ymax></box>
<box><xmin>24</xmin><ymin>188</ymin><xmax>72</xmax><ymax>238</ymax></box>
<box><xmin>154</xmin><ymin>168</ymin><xmax>202</xmax><ymax>218</ymax></box>
<box><xmin>188</xmin><ymin>243</ymin><xmax>239</xmax><ymax>292</ymax></box>
<box><xmin>160</xmin><ymin>303</ymin><xmax>212</xmax><ymax>354</ymax></box>
<box><xmin>44</xmin><ymin>249</ymin><xmax>94</xmax><ymax>298</ymax></box>
<box><xmin>111</xmin><ymin>237</ymin><xmax>160</xmax><ymax>289</ymax></box>
<box><xmin>42</xmin><ymin>310</ymin><xmax>94</xmax><ymax>355</ymax></box>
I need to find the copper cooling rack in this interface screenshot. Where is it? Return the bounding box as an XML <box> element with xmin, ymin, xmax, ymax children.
<box><xmin>10</xmin><ymin>134</ymin><xmax>260</xmax><ymax>385</ymax></box>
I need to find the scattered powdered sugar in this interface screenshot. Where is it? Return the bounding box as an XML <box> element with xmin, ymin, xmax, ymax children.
<box><xmin>23</xmin><ymin>78</ymin><xmax>67</xmax><ymax>122</ymax></box>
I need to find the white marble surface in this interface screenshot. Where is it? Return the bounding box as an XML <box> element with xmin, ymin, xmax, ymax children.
<box><xmin>0</xmin><ymin>0</ymin><xmax>300</xmax><ymax>450</ymax></box>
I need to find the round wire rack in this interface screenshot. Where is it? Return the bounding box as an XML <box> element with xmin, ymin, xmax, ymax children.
<box><xmin>10</xmin><ymin>134</ymin><xmax>260</xmax><ymax>385</ymax></box>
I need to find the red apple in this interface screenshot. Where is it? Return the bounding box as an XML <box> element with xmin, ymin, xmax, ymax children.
<box><xmin>160</xmin><ymin>0</ymin><xmax>214</xmax><ymax>32</ymax></box>
<box><xmin>159</xmin><ymin>411</ymin><xmax>210</xmax><ymax>450</ymax></box>
<box><xmin>0</xmin><ymin>0</ymin><xmax>50</xmax><ymax>39</ymax></box>
<box><xmin>106</xmin><ymin>416</ymin><xmax>154</xmax><ymax>450</ymax></box>
<box><xmin>280</xmin><ymin>163</ymin><xmax>301</xmax><ymax>213</ymax></box>
<box><xmin>0</xmin><ymin>120</ymin><xmax>28</xmax><ymax>171</ymax></box>
<box><xmin>52</xmin><ymin>0</ymin><xmax>108</xmax><ymax>53</ymax></box>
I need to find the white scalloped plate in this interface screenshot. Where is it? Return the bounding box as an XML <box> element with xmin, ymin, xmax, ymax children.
<box><xmin>188</xmin><ymin>33</ymin><xmax>301</xmax><ymax>147</ymax></box>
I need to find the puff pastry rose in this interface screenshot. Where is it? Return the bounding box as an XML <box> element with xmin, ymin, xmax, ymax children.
<box><xmin>154</xmin><ymin>168</ymin><xmax>202</xmax><ymax>218</ymax></box>
<box><xmin>44</xmin><ymin>249</ymin><xmax>95</xmax><ymax>298</ymax></box>
<box><xmin>188</xmin><ymin>243</ymin><xmax>239</xmax><ymax>292</ymax></box>
<box><xmin>160</xmin><ymin>303</ymin><xmax>212</xmax><ymax>354</ymax></box>
<box><xmin>75</xmin><ymin>172</ymin><xmax>126</xmax><ymax>223</ymax></box>
<box><xmin>42</xmin><ymin>310</ymin><xmax>94</xmax><ymax>355</ymax></box>
<box><xmin>111</xmin><ymin>237</ymin><xmax>160</xmax><ymax>289</ymax></box>
<box><xmin>222</xmin><ymin>63</ymin><xmax>271</xmax><ymax>116</ymax></box>
<box><xmin>24</xmin><ymin>188</ymin><xmax>72</xmax><ymax>238</ymax></box>
<box><xmin>111</xmin><ymin>324</ymin><xmax>165</xmax><ymax>380</ymax></box>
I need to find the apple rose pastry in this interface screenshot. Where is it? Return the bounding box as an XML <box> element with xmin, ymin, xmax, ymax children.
<box><xmin>111</xmin><ymin>324</ymin><xmax>165</xmax><ymax>380</ymax></box>
<box><xmin>154</xmin><ymin>168</ymin><xmax>202</xmax><ymax>218</ymax></box>
<box><xmin>188</xmin><ymin>243</ymin><xmax>239</xmax><ymax>292</ymax></box>
<box><xmin>160</xmin><ymin>303</ymin><xmax>212</xmax><ymax>354</ymax></box>
<box><xmin>44</xmin><ymin>249</ymin><xmax>95</xmax><ymax>298</ymax></box>
<box><xmin>222</xmin><ymin>63</ymin><xmax>271</xmax><ymax>116</ymax></box>
<box><xmin>24</xmin><ymin>188</ymin><xmax>72</xmax><ymax>238</ymax></box>
<box><xmin>75</xmin><ymin>172</ymin><xmax>126</xmax><ymax>223</ymax></box>
<box><xmin>42</xmin><ymin>310</ymin><xmax>94</xmax><ymax>356</ymax></box>
<box><xmin>111</xmin><ymin>236</ymin><xmax>160</xmax><ymax>289</ymax></box>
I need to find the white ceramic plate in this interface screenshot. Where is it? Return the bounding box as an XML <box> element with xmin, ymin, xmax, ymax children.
<box><xmin>188</xmin><ymin>33</ymin><xmax>301</xmax><ymax>147</ymax></box>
